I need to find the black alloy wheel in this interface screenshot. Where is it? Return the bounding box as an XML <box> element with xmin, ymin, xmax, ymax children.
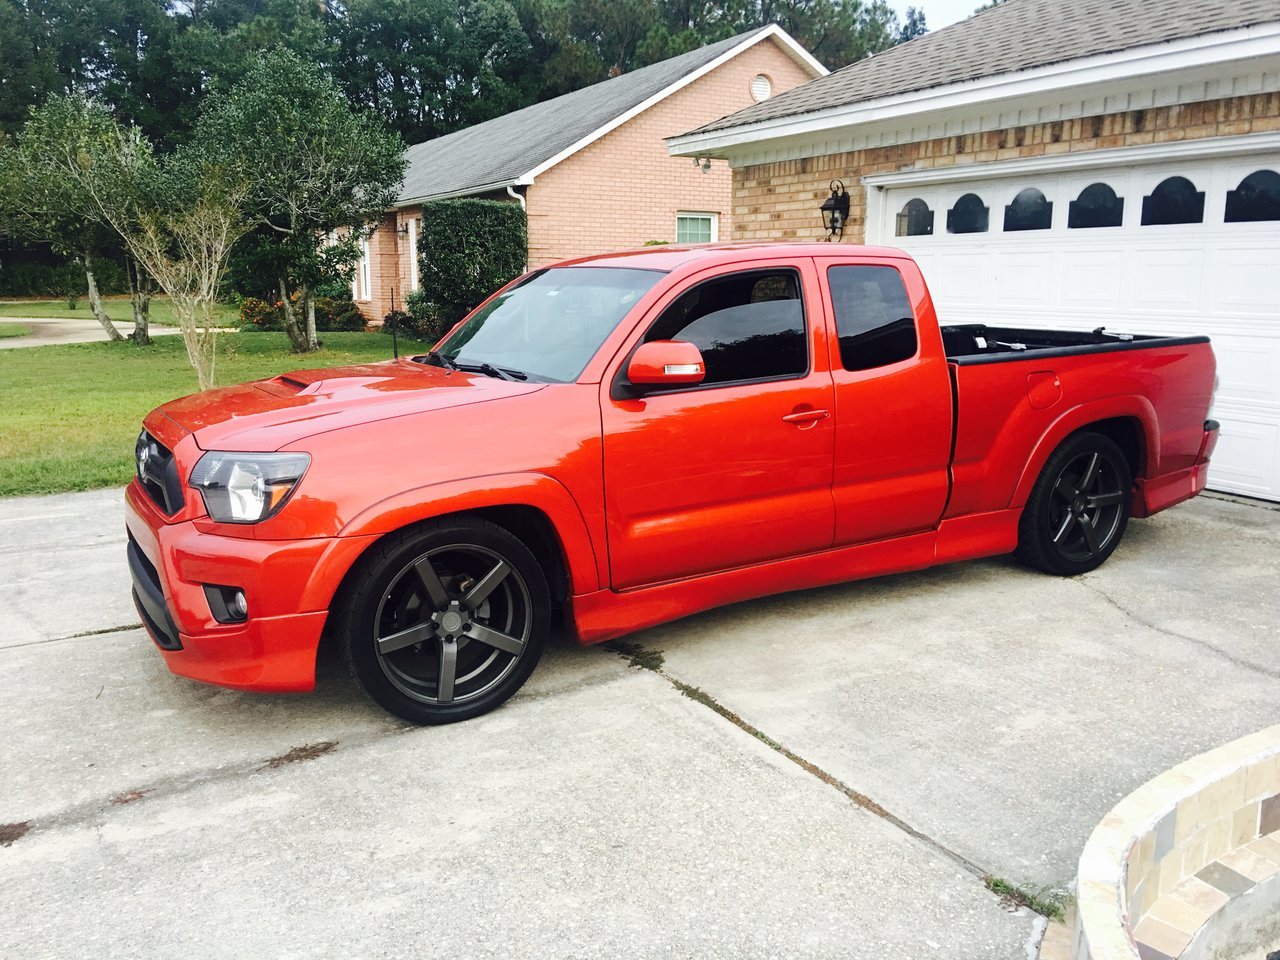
<box><xmin>1016</xmin><ymin>431</ymin><xmax>1132</xmax><ymax>576</ymax></box>
<box><xmin>337</xmin><ymin>518</ymin><xmax>549</xmax><ymax>724</ymax></box>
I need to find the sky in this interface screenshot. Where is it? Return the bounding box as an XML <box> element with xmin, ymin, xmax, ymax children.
<box><xmin>896</xmin><ymin>0</ymin><xmax>980</xmax><ymax>30</ymax></box>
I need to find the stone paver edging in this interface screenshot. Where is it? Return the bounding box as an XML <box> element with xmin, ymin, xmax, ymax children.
<box><xmin>1073</xmin><ymin>724</ymin><xmax>1280</xmax><ymax>960</ymax></box>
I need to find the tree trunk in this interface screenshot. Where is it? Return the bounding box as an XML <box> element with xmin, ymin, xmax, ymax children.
<box><xmin>82</xmin><ymin>253</ymin><xmax>124</xmax><ymax>342</ymax></box>
<box><xmin>279</xmin><ymin>277</ymin><xmax>309</xmax><ymax>352</ymax></box>
<box><xmin>127</xmin><ymin>256</ymin><xmax>152</xmax><ymax>345</ymax></box>
<box><xmin>303</xmin><ymin>283</ymin><xmax>319</xmax><ymax>351</ymax></box>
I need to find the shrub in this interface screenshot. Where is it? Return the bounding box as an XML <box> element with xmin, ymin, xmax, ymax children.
<box><xmin>417</xmin><ymin>198</ymin><xmax>526</xmax><ymax>327</ymax></box>
<box><xmin>315</xmin><ymin>296</ymin><xmax>365</xmax><ymax>332</ymax></box>
<box><xmin>382</xmin><ymin>290</ymin><xmax>451</xmax><ymax>343</ymax></box>
<box><xmin>240</xmin><ymin>294</ymin><xmax>365</xmax><ymax>333</ymax></box>
<box><xmin>0</xmin><ymin>258</ymin><xmax>127</xmax><ymax>298</ymax></box>
<box><xmin>239</xmin><ymin>296</ymin><xmax>283</xmax><ymax>331</ymax></box>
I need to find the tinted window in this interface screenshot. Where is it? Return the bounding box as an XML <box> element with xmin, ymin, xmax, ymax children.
<box><xmin>1069</xmin><ymin>182</ymin><xmax>1125</xmax><ymax>228</ymax></box>
<box><xmin>1225</xmin><ymin>169</ymin><xmax>1280</xmax><ymax>222</ymax></box>
<box><xmin>896</xmin><ymin>198</ymin><xmax>935</xmax><ymax>236</ymax></box>
<box><xmin>1003</xmin><ymin>187</ymin><xmax>1053</xmax><ymax>231</ymax></box>
<box><xmin>828</xmin><ymin>266</ymin><xmax>917</xmax><ymax>372</ymax></box>
<box><xmin>1141</xmin><ymin>176</ymin><xmax>1204</xmax><ymax>225</ymax></box>
<box><xmin>647</xmin><ymin>270</ymin><xmax>807</xmax><ymax>386</ymax></box>
<box><xmin>946</xmin><ymin>193</ymin><xmax>989</xmax><ymax>234</ymax></box>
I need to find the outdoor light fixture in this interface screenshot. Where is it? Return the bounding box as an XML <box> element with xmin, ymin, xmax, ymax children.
<box><xmin>701</xmin><ymin>158</ymin><xmax>711</xmax><ymax>174</ymax></box>
<box><xmin>820</xmin><ymin>179</ymin><xmax>850</xmax><ymax>240</ymax></box>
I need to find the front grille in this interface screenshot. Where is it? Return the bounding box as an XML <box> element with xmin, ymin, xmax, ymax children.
<box><xmin>127</xmin><ymin>533</ymin><xmax>182</xmax><ymax>651</ymax></box>
<box><xmin>135</xmin><ymin>431</ymin><xmax>184</xmax><ymax>515</ymax></box>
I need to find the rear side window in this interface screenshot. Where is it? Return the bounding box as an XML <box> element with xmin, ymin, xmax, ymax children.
<box><xmin>827</xmin><ymin>266</ymin><xmax>917</xmax><ymax>372</ymax></box>
<box><xmin>646</xmin><ymin>269</ymin><xmax>807</xmax><ymax>386</ymax></box>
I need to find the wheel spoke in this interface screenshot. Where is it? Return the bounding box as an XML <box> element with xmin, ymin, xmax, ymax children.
<box><xmin>1087</xmin><ymin>491</ymin><xmax>1124</xmax><ymax>508</ymax></box>
<box><xmin>462</xmin><ymin>560</ymin><xmax>511</xmax><ymax>612</ymax></box>
<box><xmin>1054</xmin><ymin>478</ymin><xmax>1078</xmax><ymax>503</ymax></box>
<box><xmin>414</xmin><ymin>557</ymin><xmax>451</xmax><ymax>611</ymax></box>
<box><xmin>437</xmin><ymin>640</ymin><xmax>457</xmax><ymax>703</ymax></box>
<box><xmin>1079</xmin><ymin>514</ymin><xmax>1101</xmax><ymax>555</ymax></box>
<box><xmin>1051</xmin><ymin>511</ymin><xmax>1075</xmax><ymax>545</ymax></box>
<box><xmin>378</xmin><ymin>622</ymin><xmax>434</xmax><ymax>655</ymax></box>
<box><xmin>1078</xmin><ymin>452</ymin><xmax>1100</xmax><ymax>491</ymax></box>
<box><xmin>467</xmin><ymin>622</ymin><xmax>525</xmax><ymax>655</ymax></box>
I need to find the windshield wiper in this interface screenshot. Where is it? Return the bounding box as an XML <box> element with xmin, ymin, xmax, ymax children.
<box><xmin>423</xmin><ymin>350</ymin><xmax>458</xmax><ymax>371</ymax></box>
<box><xmin>458</xmin><ymin>360</ymin><xmax>527</xmax><ymax>382</ymax></box>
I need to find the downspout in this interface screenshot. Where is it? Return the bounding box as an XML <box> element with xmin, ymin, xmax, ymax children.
<box><xmin>507</xmin><ymin>184</ymin><xmax>528</xmax><ymax>273</ymax></box>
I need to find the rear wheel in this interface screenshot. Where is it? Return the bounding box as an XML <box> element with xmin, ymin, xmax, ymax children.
<box><xmin>1015</xmin><ymin>431</ymin><xmax>1132</xmax><ymax>576</ymax></box>
<box><xmin>336</xmin><ymin>517</ymin><xmax>549</xmax><ymax>724</ymax></box>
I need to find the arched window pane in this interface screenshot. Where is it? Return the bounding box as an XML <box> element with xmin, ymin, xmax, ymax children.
<box><xmin>895</xmin><ymin>198</ymin><xmax>935</xmax><ymax>237</ymax></box>
<box><xmin>946</xmin><ymin>193</ymin><xmax>989</xmax><ymax>234</ymax></box>
<box><xmin>1003</xmin><ymin>187</ymin><xmax>1053</xmax><ymax>231</ymax></box>
<box><xmin>1068</xmin><ymin>182</ymin><xmax>1124</xmax><ymax>228</ymax></box>
<box><xmin>1141</xmin><ymin>176</ymin><xmax>1204</xmax><ymax>226</ymax></box>
<box><xmin>1225</xmin><ymin>169</ymin><xmax>1280</xmax><ymax>223</ymax></box>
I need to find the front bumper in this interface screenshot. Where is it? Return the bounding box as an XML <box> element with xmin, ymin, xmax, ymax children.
<box><xmin>125</xmin><ymin>480</ymin><xmax>370</xmax><ymax>693</ymax></box>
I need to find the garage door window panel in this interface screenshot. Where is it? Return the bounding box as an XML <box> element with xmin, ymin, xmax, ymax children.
<box><xmin>828</xmin><ymin>266</ymin><xmax>918</xmax><ymax>372</ymax></box>
<box><xmin>645</xmin><ymin>270</ymin><xmax>808</xmax><ymax>388</ymax></box>
<box><xmin>1141</xmin><ymin>176</ymin><xmax>1205</xmax><ymax>226</ymax></box>
<box><xmin>1224</xmin><ymin>170</ymin><xmax>1280</xmax><ymax>223</ymax></box>
<box><xmin>896</xmin><ymin>198</ymin><xmax>935</xmax><ymax>236</ymax></box>
<box><xmin>1003</xmin><ymin>187</ymin><xmax>1053</xmax><ymax>231</ymax></box>
<box><xmin>1068</xmin><ymin>183</ymin><xmax>1125</xmax><ymax>229</ymax></box>
<box><xmin>947</xmin><ymin>193</ymin><xmax>989</xmax><ymax>234</ymax></box>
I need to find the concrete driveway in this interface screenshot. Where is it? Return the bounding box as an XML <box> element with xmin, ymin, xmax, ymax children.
<box><xmin>2</xmin><ymin>489</ymin><xmax>1277</xmax><ymax>958</ymax></box>
<box><xmin>0</xmin><ymin>316</ymin><xmax>185</xmax><ymax>348</ymax></box>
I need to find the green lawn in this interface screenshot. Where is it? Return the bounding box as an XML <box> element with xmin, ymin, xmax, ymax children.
<box><xmin>0</xmin><ymin>297</ymin><xmax>241</xmax><ymax>328</ymax></box>
<box><xmin>0</xmin><ymin>322</ymin><xmax>32</xmax><ymax>339</ymax></box>
<box><xmin>0</xmin><ymin>332</ymin><xmax>396</xmax><ymax>497</ymax></box>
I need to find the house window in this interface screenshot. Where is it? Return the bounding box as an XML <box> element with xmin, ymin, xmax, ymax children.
<box><xmin>1141</xmin><ymin>176</ymin><xmax>1204</xmax><ymax>226</ymax></box>
<box><xmin>896</xmin><ymin>198</ymin><xmax>934</xmax><ymax>237</ymax></box>
<box><xmin>676</xmin><ymin>213</ymin><xmax>717</xmax><ymax>244</ymax></box>
<box><xmin>644</xmin><ymin>269</ymin><xmax>807</xmax><ymax>387</ymax></box>
<box><xmin>750</xmin><ymin>74</ymin><xmax>773</xmax><ymax>102</ymax></box>
<box><xmin>1069</xmin><ymin>182</ymin><xmax>1125</xmax><ymax>228</ymax></box>
<box><xmin>827</xmin><ymin>265</ymin><xmax>918</xmax><ymax>372</ymax></box>
<box><xmin>407</xmin><ymin>217</ymin><xmax>420</xmax><ymax>290</ymax></box>
<box><xmin>946</xmin><ymin>193</ymin><xmax>989</xmax><ymax>234</ymax></box>
<box><xmin>357</xmin><ymin>238</ymin><xmax>372</xmax><ymax>301</ymax></box>
<box><xmin>1003</xmin><ymin>187</ymin><xmax>1053</xmax><ymax>231</ymax></box>
<box><xmin>1224</xmin><ymin>169</ymin><xmax>1280</xmax><ymax>223</ymax></box>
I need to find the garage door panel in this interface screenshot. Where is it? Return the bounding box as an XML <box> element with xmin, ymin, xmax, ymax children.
<box><xmin>1207</xmin><ymin>415</ymin><xmax>1279</xmax><ymax>500</ymax></box>
<box><xmin>1129</xmin><ymin>248</ymin><xmax>1206</xmax><ymax>315</ymax></box>
<box><xmin>995</xmin><ymin>251</ymin><xmax>1054</xmax><ymax>307</ymax></box>
<box><xmin>1210</xmin><ymin>243</ymin><xmax>1280</xmax><ymax>316</ymax></box>
<box><xmin>1211</xmin><ymin>335</ymin><xmax>1280</xmax><ymax>406</ymax></box>
<box><xmin>1059</xmin><ymin>250</ymin><xmax>1124</xmax><ymax>310</ymax></box>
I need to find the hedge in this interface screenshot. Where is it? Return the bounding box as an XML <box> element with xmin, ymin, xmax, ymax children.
<box><xmin>417</xmin><ymin>198</ymin><xmax>526</xmax><ymax>326</ymax></box>
<box><xmin>0</xmin><ymin>258</ymin><xmax>127</xmax><ymax>297</ymax></box>
<box><xmin>238</xmin><ymin>294</ymin><xmax>366</xmax><ymax>333</ymax></box>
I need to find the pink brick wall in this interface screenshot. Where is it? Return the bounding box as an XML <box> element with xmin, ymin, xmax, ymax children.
<box><xmin>356</xmin><ymin>36</ymin><xmax>818</xmax><ymax>319</ymax></box>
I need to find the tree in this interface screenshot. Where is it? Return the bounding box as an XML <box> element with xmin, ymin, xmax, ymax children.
<box><xmin>898</xmin><ymin>5</ymin><xmax>927</xmax><ymax>42</ymax></box>
<box><xmin>0</xmin><ymin>96</ymin><xmax>136</xmax><ymax>342</ymax></box>
<box><xmin>193</xmin><ymin>48</ymin><xmax>404</xmax><ymax>352</ymax></box>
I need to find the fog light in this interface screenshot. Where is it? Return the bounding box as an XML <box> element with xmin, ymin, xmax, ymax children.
<box><xmin>203</xmin><ymin>584</ymin><xmax>249</xmax><ymax>624</ymax></box>
<box><xmin>229</xmin><ymin>590</ymin><xmax>248</xmax><ymax>620</ymax></box>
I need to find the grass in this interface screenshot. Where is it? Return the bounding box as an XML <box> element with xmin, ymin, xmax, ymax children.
<box><xmin>0</xmin><ymin>297</ymin><xmax>240</xmax><ymax>328</ymax></box>
<box><xmin>0</xmin><ymin>322</ymin><xmax>33</xmax><ymax>339</ymax></box>
<box><xmin>0</xmin><ymin>331</ymin><xmax>396</xmax><ymax>497</ymax></box>
<box><xmin>984</xmin><ymin>877</ymin><xmax>1068</xmax><ymax>920</ymax></box>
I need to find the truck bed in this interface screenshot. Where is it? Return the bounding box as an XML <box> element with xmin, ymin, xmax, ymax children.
<box><xmin>941</xmin><ymin>324</ymin><xmax>1210</xmax><ymax>365</ymax></box>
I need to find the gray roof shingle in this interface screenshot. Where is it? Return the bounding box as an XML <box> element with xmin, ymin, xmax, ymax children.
<box><xmin>397</xmin><ymin>28</ymin><xmax>771</xmax><ymax>204</ymax></box>
<box><xmin>688</xmin><ymin>0</ymin><xmax>1280</xmax><ymax>136</ymax></box>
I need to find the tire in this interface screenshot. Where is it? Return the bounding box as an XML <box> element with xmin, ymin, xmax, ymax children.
<box><xmin>1015</xmin><ymin>430</ymin><xmax>1132</xmax><ymax>576</ymax></box>
<box><xmin>335</xmin><ymin>517</ymin><xmax>549</xmax><ymax>725</ymax></box>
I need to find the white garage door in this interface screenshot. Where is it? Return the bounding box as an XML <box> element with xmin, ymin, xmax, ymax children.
<box><xmin>871</xmin><ymin>153</ymin><xmax>1280</xmax><ymax>501</ymax></box>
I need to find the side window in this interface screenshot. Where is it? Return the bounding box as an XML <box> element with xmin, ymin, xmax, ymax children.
<box><xmin>946</xmin><ymin>193</ymin><xmax>989</xmax><ymax>234</ymax></box>
<box><xmin>828</xmin><ymin>265</ymin><xmax>918</xmax><ymax>372</ymax></box>
<box><xmin>1003</xmin><ymin>187</ymin><xmax>1053</xmax><ymax>231</ymax></box>
<box><xmin>1068</xmin><ymin>182</ymin><xmax>1125</xmax><ymax>228</ymax></box>
<box><xmin>1141</xmin><ymin>176</ymin><xmax>1204</xmax><ymax>225</ymax></box>
<box><xmin>1224</xmin><ymin>169</ymin><xmax>1280</xmax><ymax>223</ymax></box>
<box><xmin>896</xmin><ymin>198</ymin><xmax>935</xmax><ymax>236</ymax></box>
<box><xmin>645</xmin><ymin>270</ymin><xmax>807</xmax><ymax>386</ymax></box>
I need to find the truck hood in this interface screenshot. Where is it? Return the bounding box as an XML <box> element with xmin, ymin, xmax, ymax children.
<box><xmin>154</xmin><ymin>359</ymin><xmax>545</xmax><ymax>451</ymax></box>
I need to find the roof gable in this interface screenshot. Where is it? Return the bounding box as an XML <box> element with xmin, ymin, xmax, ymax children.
<box><xmin>689</xmin><ymin>0</ymin><xmax>1280</xmax><ymax>137</ymax></box>
<box><xmin>397</xmin><ymin>26</ymin><xmax>823</xmax><ymax>205</ymax></box>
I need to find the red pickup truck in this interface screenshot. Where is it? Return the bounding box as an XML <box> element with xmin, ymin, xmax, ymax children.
<box><xmin>126</xmin><ymin>244</ymin><xmax>1218</xmax><ymax>724</ymax></box>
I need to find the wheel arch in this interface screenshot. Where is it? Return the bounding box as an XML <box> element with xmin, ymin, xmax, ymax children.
<box><xmin>1010</xmin><ymin>398</ymin><xmax>1157</xmax><ymax>509</ymax></box>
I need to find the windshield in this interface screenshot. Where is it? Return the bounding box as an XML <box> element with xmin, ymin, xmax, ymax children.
<box><xmin>435</xmin><ymin>267</ymin><xmax>663</xmax><ymax>383</ymax></box>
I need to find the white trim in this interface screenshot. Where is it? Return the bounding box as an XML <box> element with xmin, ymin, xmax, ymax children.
<box><xmin>676</xmin><ymin>211</ymin><xmax>720</xmax><ymax>243</ymax></box>
<box><xmin>860</xmin><ymin>131</ymin><xmax>1280</xmax><ymax>189</ymax></box>
<box><xmin>518</xmin><ymin>25</ymin><xmax>827</xmax><ymax>184</ymax></box>
<box><xmin>396</xmin><ymin>179</ymin><xmax>518</xmax><ymax>207</ymax></box>
<box><xmin>406</xmin><ymin>217</ymin><xmax>419</xmax><ymax>292</ymax></box>
<box><xmin>668</xmin><ymin>21</ymin><xmax>1280</xmax><ymax>157</ymax></box>
<box><xmin>357</xmin><ymin>238</ymin><xmax>372</xmax><ymax>302</ymax></box>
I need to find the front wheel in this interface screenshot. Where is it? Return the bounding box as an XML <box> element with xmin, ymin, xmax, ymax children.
<box><xmin>336</xmin><ymin>517</ymin><xmax>549</xmax><ymax>724</ymax></box>
<box><xmin>1015</xmin><ymin>431</ymin><xmax>1132</xmax><ymax>576</ymax></box>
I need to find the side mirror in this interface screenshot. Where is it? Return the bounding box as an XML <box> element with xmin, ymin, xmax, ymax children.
<box><xmin>627</xmin><ymin>340</ymin><xmax>706</xmax><ymax>387</ymax></box>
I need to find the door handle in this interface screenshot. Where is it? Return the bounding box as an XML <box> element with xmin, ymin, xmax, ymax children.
<box><xmin>781</xmin><ymin>408</ymin><xmax>830</xmax><ymax>425</ymax></box>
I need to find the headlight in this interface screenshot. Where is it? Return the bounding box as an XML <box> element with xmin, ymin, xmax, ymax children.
<box><xmin>189</xmin><ymin>452</ymin><xmax>311</xmax><ymax>524</ymax></box>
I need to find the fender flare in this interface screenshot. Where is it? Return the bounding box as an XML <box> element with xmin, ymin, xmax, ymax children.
<box><xmin>315</xmin><ymin>472</ymin><xmax>602</xmax><ymax>602</ymax></box>
<box><xmin>1010</xmin><ymin>396</ymin><xmax>1158</xmax><ymax>509</ymax></box>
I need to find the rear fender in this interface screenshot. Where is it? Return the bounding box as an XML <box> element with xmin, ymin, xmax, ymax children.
<box><xmin>333</xmin><ymin>472</ymin><xmax>601</xmax><ymax>595</ymax></box>
<box><xmin>1010</xmin><ymin>397</ymin><xmax>1158</xmax><ymax>509</ymax></box>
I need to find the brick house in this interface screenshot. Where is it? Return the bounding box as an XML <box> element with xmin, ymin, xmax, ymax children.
<box><xmin>353</xmin><ymin>25</ymin><xmax>823</xmax><ymax>322</ymax></box>
<box><xmin>668</xmin><ymin>0</ymin><xmax>1280</xmax><ymax>502</ymax></box>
